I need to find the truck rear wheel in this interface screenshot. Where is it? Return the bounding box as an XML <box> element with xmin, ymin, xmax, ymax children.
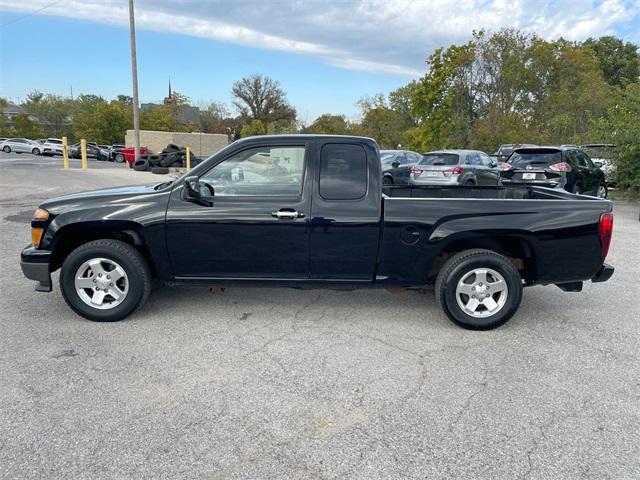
<box><xmin>60</xmin><ymin>239</ymin><xmax>151</xmax><ymax>322</ymax></box>
<box><xmin>435</xmin><ymin>249</ymin><xmax>522</xmax><ymax>330</ymax></box>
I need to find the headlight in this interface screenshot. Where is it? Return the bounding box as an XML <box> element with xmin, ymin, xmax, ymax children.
<box><xmin>31</xmin><ymin>208</ymin><xmax>49</xmax><ymax>246</ymax></box>
<box><xmin>33</xmin><ymin>208</ymin><xmax>49</xmax><ymax>220</ymax></box>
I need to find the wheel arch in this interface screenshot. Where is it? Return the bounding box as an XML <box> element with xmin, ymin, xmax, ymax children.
<box><xmin>48</xmin><ymin>221</ymin><xmax>156</xmax><ymax>275</ymax></box>
<box><xmin>426</xmin><ymin>231</ymin><xmax>537</xmax><ymax>284</ymax></box>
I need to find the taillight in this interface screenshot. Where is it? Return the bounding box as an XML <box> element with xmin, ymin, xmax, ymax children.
<box><xmin>549</xmin><ymin>162</ymin><xmax>572</xmax><ymax>172</ymax></box>
<box><xmin>443</xmin><ymin>166</ymin><xmax>463</xmax><ymax>176</ymax></box>
<box><xmin>598</xmin><ymin>212</ymin><xmax>613</xmax><ymax>258</ymax></box>
<box><xmin>410</xmin><ymin>166</ymin><xmax>423</xmax><ymax>174</ymax></box>
<box><xmin>498</xmin><ymin>162</ymin><xmax>512</xmax><ymax>171</ymax></box>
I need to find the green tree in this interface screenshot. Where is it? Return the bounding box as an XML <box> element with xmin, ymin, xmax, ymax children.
<box><xmin>117</xmin><ymin>95</ymin><xmax>133</xmax><ymax>106</ymax></box>
<box><xmin>140</xmin><ymin>91</ymin><xmax>194</xmax><ymax>132</ymax></box>
<box><xmin>356</xmin><ymin>97</ymin><xmax>408</xmax><ymax>149</ymax></box>
<box><xmin>405</xmin><ymin>30</ymin><xmax>623</xmax><ymax>153</ymax></box>
<box><xmin>595</xmin><ymin>82</ymin><xmax>640</xmax><ymax>193</ymax></box>
<box><xmin>12</xmin><ymin>113</ymin><xmax>45</xmax><ymax>139</ymax></box>
<box><xmin>73</xmin><ymin>96</ymin><xmax>131</xmax><ymax>144</ymax></box>
<box><xmin>72</xmin><ymin>94</ymin><xmax>107</xmax><ymax>141</ymax></box>
<box><xmin>239</xmin><ymin>119</ymin><xmax>266</xmax><ymax>137</ymax></box>
<box><xmin>540</xmin><ymin>43</ymin><xmax>613</xmax><ymax>144</ymax></box>
<box><xmin>0</xmin><ymin>97</ymin><xmax>11</xmax><ymax>136</ymax></box>
<box><xmin>140</xmin><ymin>105</ymin><xmax>173</xmax><ymax>132</ymax></box>
<box><xmin>23</xmin><ymin>91</ymin><xmax>74</xmax><ymax>137</ymax></box>
<box><xmin>583</xmin><ymin>36</ymin><xmax>640</xmax><ymax>87</ymax></box>
<box><xmin>388</xmin><ymin>81</ymin><xmax>419</xmax><ymax>126</ymax></box>
<box><xmin>409</xmin><ymin>40</ymin><xmax>476</xmax><ymax>151</ymax></box>
<box><xmin>306</xmin><ymin>114</ymin><xmax>351</xmax><ymax>134</ymax></box>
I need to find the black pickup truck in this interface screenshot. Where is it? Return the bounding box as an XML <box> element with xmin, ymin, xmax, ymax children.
<box><xmin>20</xmin><ymin>135</ymin><xmax>614</xmax><ymax>330</ymax></box>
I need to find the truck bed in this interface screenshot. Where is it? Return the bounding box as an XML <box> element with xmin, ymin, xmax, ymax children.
<box><xmin>378</xmin><ymin>185</ymin><xmax>612</xmax><ymax>287</ymax></box>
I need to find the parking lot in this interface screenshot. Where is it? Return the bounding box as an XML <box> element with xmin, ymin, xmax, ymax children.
<box><xmin>1</xmin><ymin>153</ymin><xmax>639</xmax><ymax>479</ymax></box>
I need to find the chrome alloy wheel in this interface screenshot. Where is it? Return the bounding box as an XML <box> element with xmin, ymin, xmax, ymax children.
<box><xmin>455</xmin><ymin>268</ymin><xmax>508</xmax><ymax>318</ymax></box>
<box><xmin>597</xmin><ymin>185</ymin><xmax>607</xmax><ymax>198</ymax></box>
<box><xmin>74</xmin><ymin>258</ymin><xmax>129</xmax><ymax>310</ymax></box>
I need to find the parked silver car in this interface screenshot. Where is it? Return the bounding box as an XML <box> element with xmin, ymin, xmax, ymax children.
<box><xmin>410</xmin><ymin>150</ymin><xmax>501</xmax><ymax>186</ymax></box>
<box><xmin>0</xmin><ymin>138</ymin><xmax>43</xmax><ymax>155</ymax></box>
<box><xmin>40</xmin><ymin>138</ymin><xmax>64</xmax><ymax>156</ymax></box>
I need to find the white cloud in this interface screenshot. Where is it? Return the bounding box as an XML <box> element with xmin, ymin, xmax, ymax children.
<box><xmin>1</xmin><ymin>0</ymin><xmax>638</xmax><ymax>77</ymax></box>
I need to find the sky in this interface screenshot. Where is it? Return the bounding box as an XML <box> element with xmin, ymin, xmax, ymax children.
<box><xmin>1</xmin><ymin>0</ymin><xmax>639</xmax><ymax>122</ymax></box>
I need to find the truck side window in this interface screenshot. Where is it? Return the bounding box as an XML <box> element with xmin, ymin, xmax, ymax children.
<box><xmin>200</xmin><ymin>145</ymin><xmax>306</xmax><ymax>196</ymax></box>
<box><xmin>319</xmin><ymin>143</ymin><xmax>367</xmax><ymax>200</ymax></box>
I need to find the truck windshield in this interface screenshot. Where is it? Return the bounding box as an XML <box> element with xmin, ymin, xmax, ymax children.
<box><xmin>508</xmin><ymin>151</ymin><xmax>562</xmax><ymax>168</ymax></box>
<box><xmin>419</xmin><ymin>153</ymin><xmax>460</xmax><ymax>166</ymax></box>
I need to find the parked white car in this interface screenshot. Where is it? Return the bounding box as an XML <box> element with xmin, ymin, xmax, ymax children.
<box><xmin>0</xmin><ymin>138</ymin><xmax>44</xmax><ymax>155</ymax></box>
<box><xmin>40</xmin><ymin>138</ymin><xmax>64</xmax><ymax>156</ymax></box>
<box><xmin>583</xmin><ymin>144</ymin><xmax>616</xmax><ymax>185</ymax></box>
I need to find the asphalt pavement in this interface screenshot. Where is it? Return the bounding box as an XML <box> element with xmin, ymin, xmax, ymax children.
<box><xmin>1</xmin><ymin>153</ymin><xmax>639</xmax><ymax>479</ymax></box>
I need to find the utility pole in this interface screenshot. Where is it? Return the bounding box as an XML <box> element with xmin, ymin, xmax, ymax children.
<box><xmin>128</xmin><ymin>0</ymin><xmax>141</xmax><ymax>162</ymax></box>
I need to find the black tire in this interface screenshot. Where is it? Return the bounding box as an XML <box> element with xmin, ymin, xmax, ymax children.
<box><xmin>382</xmin><ymin>176</ymin><xmax>393</xmax><ymax>185</ymax></box>
<box><xmin>59</xmin><ymin>239</ymin><xmax>151</xmax><ymax>322</ymax></box>
<box><xmin>114</xmin><ymin>153</ymin><xmax>125</xmax><ymax>163</ymax></box>
<box><xmin>435</xmin><ymin>249</ymin><xmax>523</xmax><ymax>330</ymax></box>
<box><xmin>151</xmin><ymin>166</ymin><xmax>169</xmax><ymax>174</ymax></box>
<box><xmin>160</xmin><ymin>153</ymin><xmax>178</xmax><ymax>168</ymax></box>
<box><xmin>133</xmin><ymin>158</ymin><xmax>149</xmax><ymax>171</ymax></box>
<box><xmin>162</xmin><ymin>143</ymin><xmax>181</xmax><ymax>153</ymax></box>
<box><xmin>32</xmin><ymin>148</ymin><xmax>41</xmax><ymax>155</ymax></box>
<box><xmin>147</xmin><ymin>155</ymin><xmax>162</xmax><ymax>166</ymax></box>
<box><xmin>3</xmin><ymin>146</ymin><xmax>11</xmax><ymax>153</ymax></box>
<box><xmin>573</xmin><ymin>183</ymin><xmax>583</xmax><ymax>195</ymax></box>
<box><xmin>596</xmin><ymin>183</ymin><xmax>608</xmax><ymax>199</ymax></box>
<box><xmin>465</xmin><ymin>180</ymin><xmax>475</xmax><ymax>186</ymax></box>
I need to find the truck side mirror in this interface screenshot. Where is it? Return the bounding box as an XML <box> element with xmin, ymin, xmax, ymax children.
<box><xmin>184</xmin><ymin>176</ymin><xmax>200</xmax><ymax>198</ymax></box>
<box><xmin>392</xmin><ymin>160</ymin><xmax>400</xmax><ymax>168</ymax></box>
<box><xmin>183</xmin><ymin>175</ymin><xmax>213</xmax><ymax>207</ymax></box>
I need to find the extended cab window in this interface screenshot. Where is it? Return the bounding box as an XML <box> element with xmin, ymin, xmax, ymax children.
<box><xmin>201</xmin><ymin>145</ymin><xmax>305</xmax><ymax>196</ymax></box>
<box><xmin>319</xmin><ymin>143</ymin><xmax>367</xmax><ymax>200</ymax></box>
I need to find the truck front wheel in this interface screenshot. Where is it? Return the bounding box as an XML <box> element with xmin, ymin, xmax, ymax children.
<box><xmin>60</xmin><ymin>239</ymin><xmax>151</xmax><ymax>322</ymax></box>
<box><xmin>435</xmin><ymin>249</ymin><xmax>522</xmax><ymax>330</ymax></box>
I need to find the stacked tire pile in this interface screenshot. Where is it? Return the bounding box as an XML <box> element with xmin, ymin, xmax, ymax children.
<box><xmin>132</xmin><ymin>144</ymin><xmax>201</xmax><ymax>174</ymax></box>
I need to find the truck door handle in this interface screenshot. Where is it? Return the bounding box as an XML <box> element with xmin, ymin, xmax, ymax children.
<box><xmin>271</xmin><ymin>209</ymin><xmax>304</xmax><ymax>219</ymax></box>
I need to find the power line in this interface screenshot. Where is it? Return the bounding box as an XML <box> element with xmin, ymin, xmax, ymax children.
<box><xmin>1</xmin><ymin>0</ymin><xmax>65</xmax><ymax>27</ymax></box>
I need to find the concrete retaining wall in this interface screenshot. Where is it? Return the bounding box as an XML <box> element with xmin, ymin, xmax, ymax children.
<box><xmin>125</xmin><ymin>130</ymin><xmax>228</xmax><ymax>157</ymax></box>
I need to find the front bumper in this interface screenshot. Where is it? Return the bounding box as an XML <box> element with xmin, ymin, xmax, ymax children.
<box><xmin>20</xmin><ymin>245</ymin><xmax>52</xmax><ymax>292</ymax></box>
<box><xmin>591</xmin><ymin>263</ymin><xmax>614</xmax><ymax>283</ymax></box>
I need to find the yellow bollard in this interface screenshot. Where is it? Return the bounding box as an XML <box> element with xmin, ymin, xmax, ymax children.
<box><xmin>80</xmin><ymin>139</ymin><xmax>88</xmax><ymax>170</ymax></box>
<box><xmin>186</xmin><ymin>146</ymin><xmax>191</xmax><ymax>171</ymax></box>
<box><xmin>62</xmin><ymin>136</ymin><xmax>69</xmax><ymax>169</ymax></box>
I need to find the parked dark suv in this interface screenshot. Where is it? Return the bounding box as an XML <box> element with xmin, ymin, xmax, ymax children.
<box><xmin>500</xmin><ymin>146</ymin><xmax>607</xmax><ymax>198</ymax></box>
